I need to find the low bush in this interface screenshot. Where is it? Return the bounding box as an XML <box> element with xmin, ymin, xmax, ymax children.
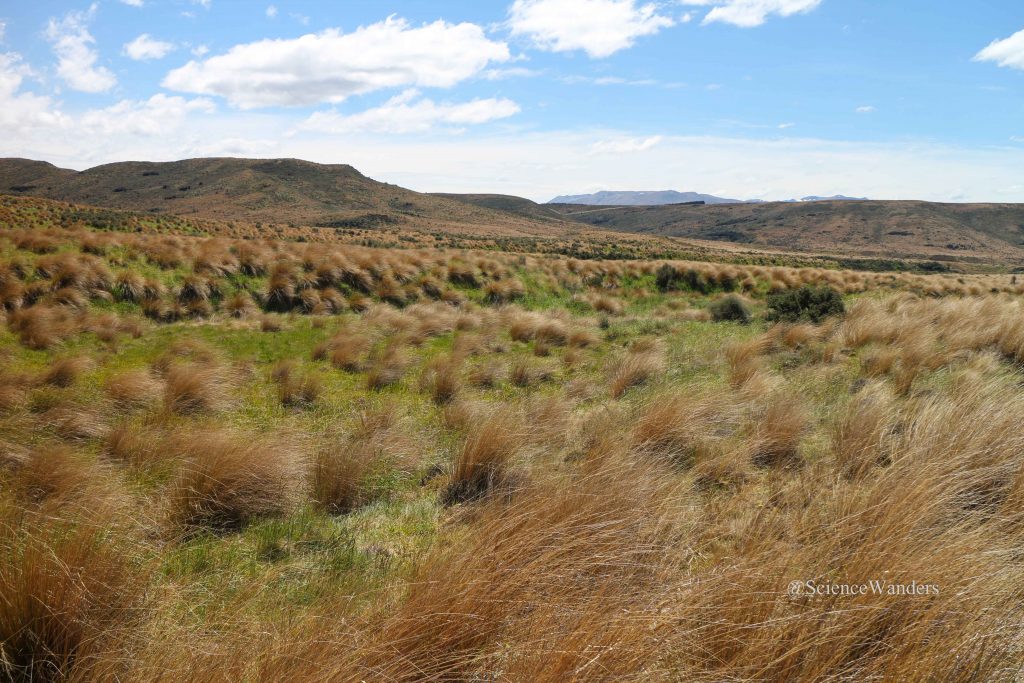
<box><xmin>708</xmin><ymin>295</ymin><xmax>752</xmax><ymax>324</ymax></box>
<box><xmin>766</xmin><ymin>285</ymin><xmax>844</xmax><ymax>323</ymax></box>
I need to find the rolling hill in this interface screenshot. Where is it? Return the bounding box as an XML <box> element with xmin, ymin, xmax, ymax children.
<box><xmin>0</xmin><ymin>157</ymin><xmax>569</xmax><ymax>237</ymax></box>
<box><xmin>548</xmin><ymin>199</ymin><xmax>1024</xmax><ymax>264</ymax></box>
<box><xmin>4</xmin><ymin>156</ymin><xmax>1024</xmax><ymax>266</ymax></box>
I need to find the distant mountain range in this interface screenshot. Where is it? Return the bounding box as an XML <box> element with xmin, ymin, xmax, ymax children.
<box><xmin>548</xmin><ymin>190</ymin><xmax>868</xmax><ymax>206</ymax></box>
<box><xmin>548</xmin><ymin>190</ymin><xmax>748</xmax><ymax>206</ymax></box>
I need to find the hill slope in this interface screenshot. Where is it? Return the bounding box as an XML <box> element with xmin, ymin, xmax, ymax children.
<box><xmin>431</xmin><ymin>193</ymin><xmax>568</xmax><ymax>222</ymax></box>
<box><xmin>549</xmin><ymin>199</ymin><xmax>1024</xmax><ymax>263</ymax></box>
<box><xmin>0</xmin><ymin>157</ymin><xmax>568</xmax><ymax>236</ymax></box>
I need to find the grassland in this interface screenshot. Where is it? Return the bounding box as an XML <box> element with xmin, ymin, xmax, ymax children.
<box><xmin>2</xmin><ymin>203</ymin><xmax>1024</xmax><ymax>681</ymax></box>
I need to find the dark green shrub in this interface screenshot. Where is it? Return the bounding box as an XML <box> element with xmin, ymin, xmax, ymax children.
<box><xmin>766</xmin><ymin>285</ymin><xmax>844</xmax><ymax>323</ymax></box>
<box><xmin>655</xmin><ymin>265</ymin><xmax>710</xmax><ymax>293</ymax></box>
<box><xmin>708</xmin><ymin>294</ymin><xmax>751</xmax><ymax>324</ymax></box>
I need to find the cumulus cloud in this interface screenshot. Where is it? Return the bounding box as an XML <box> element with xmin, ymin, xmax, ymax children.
<box><xmin>299</xmin><ymin>90</ymin><xmax>519</xmax><ymax>134</ymax></box>
<box><xmin>123</xmin><ymin>34</ymin><xmax>176</xmax><ymax>60</ymax></box>
<box><xmin>590</xmin><ymin>135</ymin><xmax>662</xmax><ymax>153</ymax></box>
<box><xmin>508</xmin><ymin>0</ymin><xmax>674</xmax><ymax>58</ymax></box>
<box><xmin>45</xmin><ymin>4</ymin><xmax>117</xmax><ymax>92</ymax></box>
<box><xmin>0</xmin><ymin>52</ymin><xmax>69</xmax><ymax>133</ymax></box>
<box><xmin>975</xmin><ymin>29</ymin><xmax>1024</xmax><ymax>70</ymax></box>
<box><xmin>684</xmin><ymin>0</ymin><xmax>822</xmax><ymax>28</ymax></box>
<box><xmin>162</xmin><ymin>16</ymin><xmax>510</xmax><ymax>109</ymax></box>
<box><xmin>79</xmin><ymin>94</ymin><xmax>216</xmax><ymax>136</ymax></box>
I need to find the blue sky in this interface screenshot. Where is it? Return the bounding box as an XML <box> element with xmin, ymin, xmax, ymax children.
<box><xmin>1</xmin><ymin>0</ymin><xmax>1022</xmax><ymax>201</ymax></box>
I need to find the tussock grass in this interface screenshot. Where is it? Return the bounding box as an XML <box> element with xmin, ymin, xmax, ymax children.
<box><xmin>442</xmin><ymin>409</ymin><xmax>524</xmax><ymax>504</ymax></box>
<box><xmin>4</xmin><ymin>219</ymin><xmax>1024</xmax><ymax>680</ymax></box>
<box><xmin>165</xmin><ymin>429</ymin><xmax>305</xmax><ymax>533</ymax></box>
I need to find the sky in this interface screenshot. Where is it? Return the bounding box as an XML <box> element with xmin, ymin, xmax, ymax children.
<box><xmin>1</xmin><ymin>0</ymin><xmax>1022</xmax><ymax>202</ymax></box>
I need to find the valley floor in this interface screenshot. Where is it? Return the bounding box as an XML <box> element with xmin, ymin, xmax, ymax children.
<box><xmin>1</xmin><ymin>219</ymin><xmax>1023</xmax><ymax>681</ymax></box>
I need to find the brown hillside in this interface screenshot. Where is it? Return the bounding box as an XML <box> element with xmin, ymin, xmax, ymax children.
<box><xmin>0</xmin><ymin>157</ymin><xmax>572</xmax><ymax>237</ymax></box>
<box><xmin>550</xmin><ymin>199</ymin><xmax>1024</xmax><ymax>264</ymax></box>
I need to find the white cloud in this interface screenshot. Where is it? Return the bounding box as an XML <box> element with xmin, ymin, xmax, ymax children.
<box><xmin>1011</xmin><ymin>136</ymin><xmax>1024</xmax><ymax>144</ymax></box>
<box><xmin>266</xmin><ymin>5</ymin><xmax>278</xmax><ymax>18</ymax></box>
<box><xmin>45</xmin><ymin>4</ymin><xmax>117</xmax><ymax>93</ymax></box>
<box><xmin>508</xmin><ymin>0</ymin><xmax>674</xmax><ymax>58</ymax></box>
<box><xmin>120</xmin><ymin>0</ymin><xmax>144</xmax><ymax>7</ymax></box>
<box><xmin>191</xmin><ymin>45</ymin><xmax>210</xmax><ymax>57</ymax></box>
<box><xmin>299</xmin><ymin>90</ymin><xmax>519</xmax><ymax>134</ymax></box>
<box><xmin>0</xmin><ymin>51</ymin><xmax>69</xmax><ymax>133</ymax></box>
<box><xmin>163</xmin><ymin>17</ymin><xmax>510</xmax><ymax>108</ymax></box>
<box><xmin>778</xmin><ymin>122</ymin><xmax>795</xmax><ymax>129</ymax></box>
<box><xmin>590</xmin><ymin>135</ymin><xmax>662</xmax><ymax>153</ymax></box>
<box><xmin>482</xmin><ymin>66</ymin><xmax>541</xmax><ymax>80</ymax></box>
<box><xmin>975</xmin><ymin>29</ymin><xmax>1024</xmax><ymax>70</ymax></box>
<box><xmin>79</xmin><ymin>94</ymin><xmax>216</xmax><ymax>136</ymax></box>
<box><xmin>855</xmin><ymin>105</ymin><xmax>875</xmax><ymax>113</ymax></box>
<box><xmin>123</xmin><ymin>34</ymin><xmax>176</xmax><ymax>61</ymax></box>
<box><xmin>685</xmin><ymin>0</ymin><xmax>822</xmax><ymax>28</ymax></box>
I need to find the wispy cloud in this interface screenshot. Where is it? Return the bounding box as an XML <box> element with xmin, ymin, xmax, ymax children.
<box><xmin>683</xmin><ymin>0</ymin><xmax>822</xmax><ymax>28</ymax></box>
<box><xmin>298</xmin><ymin>90</ymin><xmax>520</xmax><ymax>134</ymax></box>
<box><xmin>123</xmin><ymin>34</ymin><xmax>176</xmax><ymax>61</ymax></box>
<box><xmin>45</xmin><ymin>4</ymin><xmax>116</xmax><ymax>93</ymax></box>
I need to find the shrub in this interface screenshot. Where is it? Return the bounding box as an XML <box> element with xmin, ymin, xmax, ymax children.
<box><xmin>655</xmin><ymin>265</ymin><xmax>710</xmax><ymax>293</ymax></box>
<box><xmin>707</xmin><ymin>295</ymin><xmax>752</xmax><ymax>324</ymax></box>
<box><xmin>766</xmin><ymin>285</ymin><xmax>844</xmax><ymax>323</ymax></box>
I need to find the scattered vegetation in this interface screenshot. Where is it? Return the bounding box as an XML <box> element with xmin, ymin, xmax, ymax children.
<box><xmin>1</xmin><ymin>203</ymin><xmax>1023</xmax><ymax>681</ymax></box>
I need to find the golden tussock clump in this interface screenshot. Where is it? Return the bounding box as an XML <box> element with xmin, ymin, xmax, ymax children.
<box><xmin>365</xmin><ymin>342</ymin><xmax>409</xmax><ymax>390</ymax></box>
<box><xmin>831</xmin><ymin>381</ymin><xmax>897</xmax><ymax>480</ymax></box>
<box><xmin>162</xmin><ymin>362</ymin><xmax>235</xmax><ymax>415</ymax></box>
<box><xmin>609</xmin><ymin>348</ymin><xmax>666</xmax><ymax>398</ymax></box>
<box><xmin>724</xmin><ymin>335</ymin><xmax>770</xmax><ymax>388</ymax></box>
<box><xmin>6</xmin><ymin>444</ymin><xmax>114</xmax><ymax>510</ymax></box>
<box><xmin>468</xmin><ymin>361</ymin><xmax>503</xmax><ymax>388</ymax></box>
<box><xmin>41</xmin><ymin>356</ymin><xmax>90</xmax><ymax>388</ymax></box>
<box><xmin>632</xmin><ymin>393</ymin><xmax>734</xmax><ymax>468</ymax></box>
<box><xmin>442</xmin><ymin>409</ymin><xmax>524</xmax><ymax>504</ymax></box>
<box><xmin>270</xmin><ymin>360</ymin><xmax>322</xmax><ymax>408</ymax></box>
<box><xmin>105</xmin><ymin>369</ymin><xmax>163</xmax><ymax>409</ymax></box>
<box><xmin>165</xmin><ymin>429</ymin><xmax>305</xmax><ymax>534</ymax></box>
<box><xmin>749</xmin><ymin>395</ymin><xmax>808</xmax><ymax>468</ymax></box>
<box><xmin>7</xmin><ymin>306</ymin><xmax>77</xmax><ymax>350</ymax></box>
<box><xmin>313</xmin><ymin>409</ymin><xmax>417</xmax><ymax>514</ymax></box>
<box><xmin>420</xmin><ymin>354</ymin><xmax>462</xmax><ymax>404</ymax></box>
<box><xmin>0</xmin><ymin>509</ymin><xmax>148</xmax><ymax>683</ymax></box>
